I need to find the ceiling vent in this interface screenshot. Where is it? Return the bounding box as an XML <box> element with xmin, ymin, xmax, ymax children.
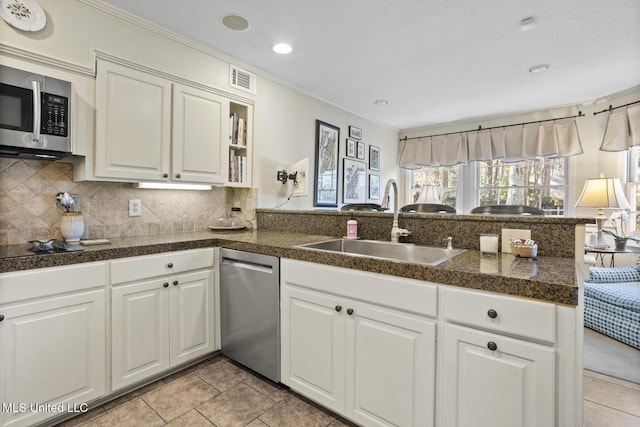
<box><xmin>230</xmin><ymin>65</ymin><xmax>256</xmax><ymax>94</ymax></box>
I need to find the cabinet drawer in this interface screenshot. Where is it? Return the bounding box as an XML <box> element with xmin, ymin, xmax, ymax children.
<box><xmin>0</xmin><ymin>262</ymin><xmax>107</xmax><ymax>304</ymax></box>
<box><xmin>282</xmin><ymin>259</ymin><xmax>437</xmax><ymax>317</ymax></box>
<box><xmin>111</xmin><ymin>248</ymin><xmax>214</xmax><ymax>285</ymax></box>
<box><xmin>443</xmin><ymin>287</ymin><xmax>555</xmax><ymax>343</ymax></box>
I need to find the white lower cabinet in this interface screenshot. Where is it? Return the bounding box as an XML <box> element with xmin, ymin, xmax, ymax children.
<box><xmin>281</xmin><ymin>259</ymin><xmax>437</xmax><ymax>427</ymax></box>
<box><xmin>0</xmin><ymin>263</ymin><xmax>107</xmax><ymax>427</ymax></box>
<box><xmin>441</xmin><ymin>324</ymin><xmax>555</xmax><ymax>427</ymax></box>
<box><xmin>111</xmin><ymin>249</ymin><xmax>216</xmax><ymax>390</ymax></box>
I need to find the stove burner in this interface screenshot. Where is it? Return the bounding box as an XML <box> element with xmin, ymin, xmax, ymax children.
<box><xmin>26</xmin><ymin>241</ymin><xmax>83</xmax><ymax>254</ymax></box>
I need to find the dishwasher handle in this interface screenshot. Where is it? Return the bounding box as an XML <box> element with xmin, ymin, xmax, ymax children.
<box><xmin>221</xmin><ymin>257</ymin><xmax>274</xmax><ymax>274</ymax></box>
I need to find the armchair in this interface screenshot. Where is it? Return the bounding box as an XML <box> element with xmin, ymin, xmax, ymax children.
<box><xmin>584</xmin><ymin>265</ymin><xmax>640</xmax><ymax>349</ymax></box>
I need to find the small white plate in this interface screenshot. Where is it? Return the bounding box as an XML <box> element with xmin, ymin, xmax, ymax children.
<box><xmin>0</xmin><ymin>0</ymin><xmax>46</xmax><ymax>31</ymax></box>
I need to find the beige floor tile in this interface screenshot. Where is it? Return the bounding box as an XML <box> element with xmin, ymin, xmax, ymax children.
<box><xmin>195</xmin><ymin>359</ymin><xmax>253</xmax><ymax>391</ymax></box>
<box><xmin>584</xmin><ymin>376</ymin><xmax>640</xmax><ymax>417</ymax></box>
<box><xmin>143</xmin><ymin>374</ymin><xmax>220</xmax><ymax>422</ymax></box>
<box><xmin>79</xmin><ymin>399</ymin><xmax>164</xmax><ymax>427</ymax></box>
<box><xmin>197</xmin><ymin>382</ymin><xmax>274</xmax><ymax>427</ymax></box>
<box><xmin>258</xmin><ymin>395</ymin><xmax>337</xmax><ymax>427</ymax></box>
<box><xmin>584</xmin><ymin>400</ymin><xmax>640</xmax><ymax>427</ymax></box>
<box><xmin>55</xmin><ymin>407</ymin><xmax>106</xmax><ymax>427</ymax></box>
<box><xmin>164</xmin><ymin>409</ymin><xmax>214</xmax><ymax>426</ymax></box>
<box><xmin>584</xmin><ymin>369</ymin><xmax>640</xmax><ymax>392</ymax></box>
<box><xmin>101</xmin><ymin>380</ymin><xmax>167</xmax><ymax>412</ymax></box>
<box><xmin>163</xmin><ymin>358</ymin><xmax>217</xmax><ymax>384</ymax></box>
<box><xmin>245</xmin><ymin>420</ymin><xmax>269</xmax><ymax>427</ymax></box>
<box><xmin>244</xmin><ymin>375</ymin><xmax>291</xmax><ymax>402</ymax></box>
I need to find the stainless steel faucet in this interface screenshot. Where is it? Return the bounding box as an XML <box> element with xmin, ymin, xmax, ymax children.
<box><xmin>381</xmin><ymin>179</ymin><xmax>411</xmax><ymax>243</ymax></box>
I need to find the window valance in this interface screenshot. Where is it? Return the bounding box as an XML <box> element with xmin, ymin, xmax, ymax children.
<box><xmin>599</xmin><ymin>103</ymin><xmax>640</xmax><ymax>152</ymax></box>
<box><xmin>399</xmin><ymin>118</ymin><xmax>583</xmax><ymax>169</ymax></box>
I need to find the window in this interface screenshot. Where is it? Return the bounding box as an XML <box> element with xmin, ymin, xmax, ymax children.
<box><xmin>628</xmin><ymin>147</ymin><xmax>640</xmax><ymax>234</ymax></box>
<box><xmin>408</xmin><ymin>166</ymin><xmax>458</xmax><ymax>207</ymax></box>
<box><xmin>477</xmin><ymin>158</ymin><xmax>566</xmax><ymax>215</ymax></box>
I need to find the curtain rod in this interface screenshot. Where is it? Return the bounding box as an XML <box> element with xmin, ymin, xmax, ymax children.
<box><xmin>592</xmin><ymin>100</ymin><xmax>640</xmax><ymax>116</ymax></box>
<box><xmin>399</xmin><ymin>111</ymin><xmax>585</xmax><ymax>142</ymax></box>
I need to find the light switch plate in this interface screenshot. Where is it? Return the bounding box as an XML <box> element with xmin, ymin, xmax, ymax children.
<box><xmin>502</xmin><ymin>228</ymin><xmax>531</xmax><ymax>253</ymax></box>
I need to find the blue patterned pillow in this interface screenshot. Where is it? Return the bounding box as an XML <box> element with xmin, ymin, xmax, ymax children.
<box><xmin>589</xmin><ymin>267</ymin><xmax>640</xmax><ymax>283</ymax></box>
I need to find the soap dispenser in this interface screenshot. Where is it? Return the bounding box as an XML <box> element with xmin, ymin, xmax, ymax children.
<box><xmin>346</xmin><ymin>211</ymin><xmax>358</xmax><ymax>239</ymax></box>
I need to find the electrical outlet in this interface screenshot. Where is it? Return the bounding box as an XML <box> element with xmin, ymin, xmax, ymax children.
<box><xmin>128</xmin><ymin>199</ymin><xmax>142</xmax><ymax>217</ymax></box>
<box><xmin>502</xmin><ymin>228</ymin><xmax>531</xmax><ymax>253</ymax></box>
<box><xmin>291</xmin><ymin>157</ymin><xmax>309</xmax><ymax>197</ymax></box>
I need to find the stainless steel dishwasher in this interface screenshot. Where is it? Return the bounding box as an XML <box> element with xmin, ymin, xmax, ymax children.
<box><xmin>219</xmin><ymin>248</ymin><xmax>280</xmax><ymax>382</ymax></box>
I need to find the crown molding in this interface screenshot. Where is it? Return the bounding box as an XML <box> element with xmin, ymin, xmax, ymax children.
<box><xmin>0</xmin><ymin>43</ymin><xmax>93</xmax><ymax>76</ymax></box>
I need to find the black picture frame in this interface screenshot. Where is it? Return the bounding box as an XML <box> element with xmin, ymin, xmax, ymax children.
<box><xmin>369</xmin><ymin>145</ymin><xmax>380</xmax><ymax>171</ymax></box>
<box><xmin>356</xmin><ymin>141</ymin><xmax>365</xmax><ymax>160</ymax></box>
<box><xmin>369</xmin><ymin>174</ymin><xmax>380</xmax><ymax>200</ymax></box>
<box><xmin>314</xmin><ymin>120</ymin><xmax>340</xmax><ymax>207</ymax></box>
<box><xmin>349</xmin><ymin>126</ymin><xmax>362</xmax><ymax>140</ymax></box>
<box><xmin>346</xmin><ymin>138</ymin><xmax>356</xmax><ymax>158</ymax></box>
<box><xmin>343</xmin><ymin>158</ymin><xmax>367</xmax><ymax>203</ymax></box>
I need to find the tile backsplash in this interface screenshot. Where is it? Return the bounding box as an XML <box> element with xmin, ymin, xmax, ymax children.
<box><xmin>0</xmin><ymin>159</ymin><xmax>254</xmax><ymax>245</ymax></box>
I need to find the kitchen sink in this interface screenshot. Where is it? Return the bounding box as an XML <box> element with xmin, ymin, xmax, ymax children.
<box><xmin>297</xmin><ymin>239</ymin><xmax>466</xmax><ymax>266</ymax></box>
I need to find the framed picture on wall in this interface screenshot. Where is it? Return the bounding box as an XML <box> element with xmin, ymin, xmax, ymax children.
<box><xmin>369</xmin><ymin>145</ymin><xmax>380</xmax><ymax>171</ymax></box>
<box><xmin>346</xmin><ymin>139</ymin><xmax>356</xmax><ymax>158</ymax></box>
<box><xmin>343</xmin><ymin>158</ymin><xmax>367</xmax><ymax>203</ymax></box>
<box><xmin>349</xmin><ymin>126</ymin><xmax>362</xmax><ymax>140</ymax></box>
<box><xmin>314</xmin><ymin>120</ymin><xmax>340</xmax><ymax>207</ymax></box>
<box><xmin>356</xmin><ymin>141</ymin><xmax>365</xmax><ymax>160</ymax></box>
<box><xmin>369</xmin><ymin>174</ymin><xmax>380</xmax><ymax>200</ymax></box>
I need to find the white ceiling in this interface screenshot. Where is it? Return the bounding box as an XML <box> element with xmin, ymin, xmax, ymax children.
<box><xmin>101</xmin><ymin>0</ymin><xmax>640</xmax><ymax>131</ymax></box>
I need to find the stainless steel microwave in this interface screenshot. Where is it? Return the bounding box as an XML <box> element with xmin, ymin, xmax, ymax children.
<box><xmin>0</xmin><ymin>64</ymin><xmax>72</xmax><ymax>160</ymax></box>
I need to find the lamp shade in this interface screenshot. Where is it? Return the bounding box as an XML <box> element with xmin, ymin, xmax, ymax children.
<box><xmin>416</xmin><ymin>185</ymin><xmax>441</xmax><ymax>204</ymax></box>
<box><xmin>575</xmin><ymin>177</ymin><xmax>630</xmax><ymax>210</ymax></box>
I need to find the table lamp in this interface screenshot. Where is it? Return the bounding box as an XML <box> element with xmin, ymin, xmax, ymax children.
<box><xmin>416</xmin><ymin>185</ymin><xmax>441</xmax><ymax>204</ymax></box>
<box><xmin>575</xmin><ymin>174</ymin><xmax>630</xmax><ymax>246</ymax></box>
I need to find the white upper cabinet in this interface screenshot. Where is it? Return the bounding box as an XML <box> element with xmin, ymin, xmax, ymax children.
<box><xmin>95</xmin><ymin>60</ymin><xmax>172</xmax><ymax>181</ymax></box>
<box><xmin>94</xmin><ymin>59</ymin><xmax>236</xmax><ymax>185</ymax></box>
<box><xmin>172</xmin><ymin>84</ymin><xmax>228</xmax><ymax>184</ymax></box>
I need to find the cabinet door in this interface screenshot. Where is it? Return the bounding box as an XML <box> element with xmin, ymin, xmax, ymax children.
<box><xmin>172</xmin><ymin>84</ymin><xmax>228</xmax><ymax>184</ymax></box>
<box><xmin>0</xmin><ymin>290</ymin><xmax>106</xmax><ymax>427</ymax></box>
<box><xmin>95</xmin><ymin>60</ymin><xmax>171</xmax><ymax>181</ymax></box>
<box><xmin>169</xmin><ymin>269</ymin><xmax>215</xmax><ymax>365</ymax></box>
<box><xmin>346</xmin><ymin>302</ymin><xmax>436</xmax><ymax>427</ymax></box>
<box><xmin>112</xmin><ymin>278</ymin><xmax>170</xmax><ymax>390</ymax></box>
<box><xmin>441</xmin><ymin>324</ymin><xmax>555</xmax><ymax>427</ymax></box>
<box><xmin>281</xmin><ymin>285</ymin><xmax>346</xmax><ymax>413</ymax></box>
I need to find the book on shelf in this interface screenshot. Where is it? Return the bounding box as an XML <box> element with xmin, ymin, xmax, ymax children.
<box><xmin>229</xmin><ymin>113</ymin><xmax>247</xmax><ymax>147</ymax></box>
<box><xmin>228</xmin><ymin>149</ymin><xmax>247</xmax><ymax>183</ymax></box>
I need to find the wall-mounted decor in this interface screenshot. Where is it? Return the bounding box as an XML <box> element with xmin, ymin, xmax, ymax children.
<box><xmin>343</xmin><ymin>158</ymin><xmax>367</xmax><ymax>203</ymax></box>
<box><xmin>369</xmin><ymin>145</ymin><xmax>380</xmax><ymax>171</ymax></box>
<box><xmin>0</xmin><ymin>0</ymin><xmax>46</xmax><ymax>31</ymax></box>
<box><xmin>369</xmin><ymin>174</ymin><xmax>380</xmax><ymax>200</ymax></box>
<box><xmin>346</xmin><ymin>138</ymin><xmax>356</xmax><ymax>158</ymax></box>
<box><xmin>356</xmin><ymin>141</ymin><xmax>365</xmax><ymax>160</ymax></box>
<box><xmin>314</xmin><ymin>120</ymin><xmax>340</xmax><ymax>207</ymax></box>
<box><xmin>349</xmin><ymin>126</ymin><xmax>362</xmax><ymax>140</ymax></box>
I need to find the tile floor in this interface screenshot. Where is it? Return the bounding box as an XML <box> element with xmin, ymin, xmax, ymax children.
<box><xmin>56</xmin><ymin>354</ymin><xmax>640</xmax><ymax>427</ymax></box>
<box><xmin>57</xmin><ymin>354</ymin><xmax>355</xmax><ymax>427</ymax></box>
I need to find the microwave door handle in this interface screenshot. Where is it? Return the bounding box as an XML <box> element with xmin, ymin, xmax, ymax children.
<box><xmin>31</xmin><ymin>80</ymin><xmax>41</xmax><ymax>141</ymax></box>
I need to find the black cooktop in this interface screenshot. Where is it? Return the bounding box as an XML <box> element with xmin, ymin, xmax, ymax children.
<box><xmin>0</xmin><ymin>241</ymin><xmax>84</xmax><ymax>259</ymax></box>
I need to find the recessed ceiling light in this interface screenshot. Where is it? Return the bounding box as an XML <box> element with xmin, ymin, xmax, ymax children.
<box><xmin>529</xmin><ymin>64</ymin><xmax>550</xmax><ymax>73</ymax></box>
<box><xmin>222</xmin><ymin>14</ymin><xmax>250</xmax><ymax>31</ymax></box>
<box><xmin>374</xmin><ymin>99</ymin><xmax>389</xmax><ymax>105</ymax></box>
<box><xmin>273</xmin><ymin>43</ymin><xmax>293</xmax><ymax>54</ymax></box>
<box><xmin>520</xmin><ymin>17</ymin><xmax>536</xmax><ymax>31</ymax></box>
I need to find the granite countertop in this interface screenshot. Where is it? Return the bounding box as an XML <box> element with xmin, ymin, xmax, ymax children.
<box><xmin>0</xmin><ymin>230</ymin><xmax>578</xmax><ymax>306</ymax></box>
